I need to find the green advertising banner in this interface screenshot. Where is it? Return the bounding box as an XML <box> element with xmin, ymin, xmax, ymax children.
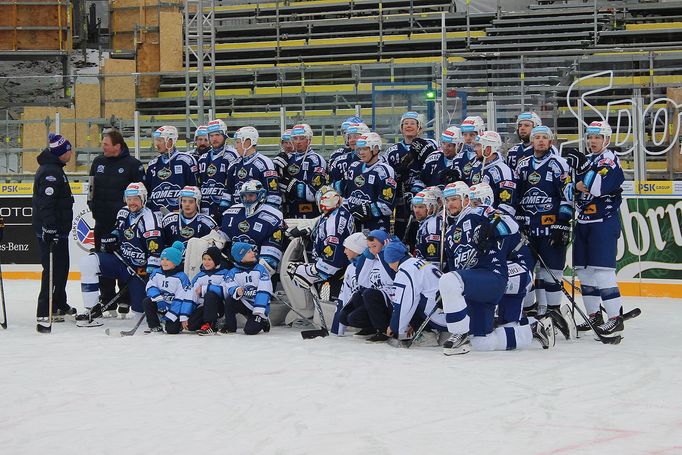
<box><xmin>617</xmin><ymin>197</ymin><xmax>682</xmax><ymax>281</ymax></box>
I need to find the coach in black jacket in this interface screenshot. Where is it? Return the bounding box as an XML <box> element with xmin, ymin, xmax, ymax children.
<box><xmin>33</xmin><ymin>134</ymin><xmax>75</xmax><ymax>320</ymax></box>
<box><xmin>88</xmin><ymin>129</ymin><xmax>145</xmax><ymax>312</ymax></box>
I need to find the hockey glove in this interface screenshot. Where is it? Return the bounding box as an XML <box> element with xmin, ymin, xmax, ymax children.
<box><xmin>272</xmin><ymin>152</ymin><xmax>289</xmax><ymax>172</ymax></box>
<box><xmin>561</xmin><ymin>147</ymin><xmax>590</xmax><ymax>176</ymax></box>
<box><xmin>410</xmin><ymin>138</ymin><xmax>437</xmax><ymax>166</ymax></box>
<box><xmin>100</xmin><ymin>233</ymin><xmax>120</xmax><ymax>253</ymax></box>
<box><xmin>288</xmin><ymin>263</ymin><xmax>320</xmax><ymax>289</ymax></box>
<box><xmin>286</xmin><ymin>225</ymin><xmax>312</xmax><ymax>239</ymax></box>
<box><xmin>350</xmin><ymin>203</ymin><xmax>372</xmax><ymax>222</ymax></box>
<box><xmin>285</xmin><ymin>179</ymin><xmax>305</xmax><ymax>199</ymax></box>
<box><xmin>41</xmin><ymin>226</ymin><xmax>59</xmax><ymax>245</ymax></box>
<box><xmin>472</xmin><ymin>218</ymin><xmax>500</xmax><ymax>252</ymax></box>
<box><xmin>438</xmin><ymin>166</ymin><xmax>462</xmax><ymax>185</ymax></box>
<box><xmin>549</xmin><ymin>222</ymin><xmax>571</xmax><ymax>247</ymax></box>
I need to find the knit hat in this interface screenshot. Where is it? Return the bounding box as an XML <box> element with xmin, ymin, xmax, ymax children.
<box><xmin>161</xmin><ymin>240</ymin><xmax>185</xmax><ymax>266</ymax></box>
<box><xmin>202</xmin><ymin>246</ymin><xmax>222</xmax><ymax>269</ymax></box>
<box><xmin>367</xmin><ymin>229</ymin><xmax>388</xmax><ymax>243</ymax></box>
<box><xmin>383</xmin><ymin>240</ymin><xmax>409</xmax><ymax>264</ymax></box>
<box><xmin>48</xmin><ymin>133</ymin><xmax>72</xmax><ymax>157</ymax></box>
<box><xmin>231</xmin><ymin>241</ymin><xmax>255</xmax><ymax>263</ymax></box>
<box><xmin>343</xmin><ymin>232</ymin><xmax>368</xmax><ymax>255</ymax></box>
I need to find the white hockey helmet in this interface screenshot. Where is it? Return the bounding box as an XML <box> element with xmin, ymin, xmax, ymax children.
<box><xmin>401</xmin><ymin>111</ymin><xmax>425</xmax><ymax>129</ymax></box>
<box><xmin>585</xmin><ymin>120</ymin><xmax>612</xmax><ymax>139</ymax></box>
<box><xmin>469</xmin><ymin>182</ymin><xmax>494</xmax><ymax>206</ymax></box>
<box><xmin>412</xmin><ymin>186</ymin><xmax>442</xmax><ymax>216</ymax></box>
<box><xmin>178</xmin><ymin>185</ymin><xmax>201</xmax><ymax>210</ymax></box>
<box><xmin>239</xmin><ymin>179</ymin><xmax>266</xmax><ymax>217</ymax></box>
<box><xmin>460</xmin><ymin>116</ymin><xmax>486</xmax><ymax>135</ymax></box>
<box><xmin>441</xmin><ymin>126</ymin><xmax>463</xmax><ymax>144</ymax></box>
<box><xmin>316</xmin><ymin>185</ymin><xmax>342</xmax><ymax>213</ymax></box>
<box><xmin>530</xmin><ymin>125</ymin><xmax>554</xmax><ymax>141</ymax></box>
<box><xmin>194</xmin><ymin>125</ymin><xmax>208</xmax><ymax>140</ymax></box>
<box><xmin>206</xmin><ymin>119</ymin><xmax>228</xmax><ymax>137</ymax></box>
<box><xmin>153</xmin><ymin>125</ymin><xmax>178</xmax><ymax>144</ymax></box>
<box><xmin>516</xmin><ymin>112</ymin><xmax>542</xmax><ymax>128</ymax></box>
<box><xmin>475</xmin><ymin>130</ymin><xmax>503</xmax><ymax>155</ymax></box>
<box><xmin>281</xmin><ymin>129</ymin><xmax>292</xmax><ymax>142</ymax></box>
<box><xmin>234</xmin><ymin>126</ymin><xmax>259</xmax><ymax>147</ymax></box>
<box><xmin>346</xmin><ymin>122</ymin><xmax>371</xmax><ymax>136</ymax></box>
<box><xmin>291</xmin><ymin>123</ymin><xmax>313</xmax><ymax>139</ymax></box>
<box><xmin>443</xmin><ymin>181</ymin><xmax>469</xmax><ymax>200</ymax></box>
<box><xmin>341</xmin><ymin>116</ymin><xmax>363</xmax><ymax>133</ymax></box>
<box><xmin>124</xmin><ymin>182</ymin><xmax>148</xmax><ymax>206</ymax></box>
<box><xmin>356</xmin><ymin>132</ymin><xmax>382</xmax><ymax>153</ymax></box>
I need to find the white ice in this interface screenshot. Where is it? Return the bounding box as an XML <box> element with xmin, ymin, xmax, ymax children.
<box><xmin>0</xmin><ymin>280</ymin><xmax>680</xmax><ymax>455</ymax></box>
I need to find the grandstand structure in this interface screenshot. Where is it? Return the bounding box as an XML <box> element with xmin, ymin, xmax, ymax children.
<box><xmin>1</xmin><ymin>0</ymin><xmax>682</xmax><ymax>178</ymax></box>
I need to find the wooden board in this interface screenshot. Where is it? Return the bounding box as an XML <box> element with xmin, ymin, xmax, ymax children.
<box><xmin>102</xmin><ymin>58</ymin><xmax>136</xmax><ymax>120</ymax></box>
<box><xmin>21</xmin><ymin>106</ymin><xmax>76</xmax><ymax>172</ymax></box>
<box><xmin>74</xmin><ymin>82</ymin><xmax>101</xmax><ymax>150</ymax></box>
<box><xmin>137</xmin><ymin>40</ymin><xmax>160</xmax><ymax>97</ymax></box>
<box><xmin>159</xmin><ymin>10</ymin><xmax>183</xmax><ymax>72</ymax></box>
<box><xmin>0</xmin><ymin>3</ymin><xmax>68</xmax><ymax>50</ymax></box>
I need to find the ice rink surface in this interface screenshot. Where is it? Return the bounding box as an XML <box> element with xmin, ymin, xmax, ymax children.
<box><xmin>0</xmin><ymin>280</ymin><xmax>680</xmax><ymax>455</ymax></box>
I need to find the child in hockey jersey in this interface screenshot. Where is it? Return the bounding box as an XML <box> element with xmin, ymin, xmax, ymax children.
<box><xmin>189</xmin><ymin>246</ymin><xmax>230</xmax><ymax>335</ymax></box>
<box><xmin>221</xmin><ymin>242</ymin><xmax>272</xmax><ymax>335</ymax></box>
<box><xmin>144</xmin><ymin>241</ymin><xmax>194</xmax><ymax>334</ymax></box>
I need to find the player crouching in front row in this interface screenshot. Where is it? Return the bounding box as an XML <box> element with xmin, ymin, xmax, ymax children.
<box><xmin>189</xmin><ymin>246</ymin><xmax>230</xmax><ymax>335</ymax></box>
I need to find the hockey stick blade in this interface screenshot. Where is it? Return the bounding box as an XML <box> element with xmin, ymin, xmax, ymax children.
<box><xmin>301</xmin><ymin>328</ymin><xmax>328</xmax><ymax>339</ymax></box>
<box><xmin>623</xmin><ymin>308</ymin><xmax>641</xmax><ymax>321</ymax></box>
<box><xmin>36</xmin><ymin>323</ymin><xmax>52</xmax><ymax>334</ymax></box>
<box><xmin>595</xmin><ymin>334</ymin><xmax>622</xmax><ymax>345</ymax></box>
<box><xmin>1</xmin><ymin>320</ymin><xmax>6</xmax><ymax>330</ymax></box>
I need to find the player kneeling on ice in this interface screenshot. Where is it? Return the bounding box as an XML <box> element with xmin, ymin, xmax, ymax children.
<box><xmin>189</xmin><ymin>246</ymin><xmax>230</xmax><ymax>335</ymax></box>
<box><xmin>79</xmin><ymin>182</ymin><xmax>162</xmax><ymax>321</ymax></box>
<box><xmin>221</xmin><ymin>242</ymin><xmax>272</xmax><ymax>335</ymax></box>
<box><xmin>330</xmin><ymin>232</ymin><xmax>369</xmax><ymax>336</ymax></box>
<box><xmin>144</xmin><ymin>241</ymin><xmax>194</xmax><ymax>334</ymax></box>
<box><xmin>438</xmin><ymin>183</ymin><xmax>551</xmax><ymax>355</ymax></box>
<box><xmin>382</xmin><ymin>240</ymin><xmax>449</xmax><ymax>348</ymax></box>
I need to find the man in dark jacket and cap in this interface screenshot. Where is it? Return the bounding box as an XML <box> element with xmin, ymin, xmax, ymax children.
<box><xmin>33</xmin><ymin>133</ymin><xmax>75</xmax><ymax>323</ymax></box>
<box><xmin>88</xmin><ymin>129</ymin><xmax>145</xmax><ymax>315</ymax></box>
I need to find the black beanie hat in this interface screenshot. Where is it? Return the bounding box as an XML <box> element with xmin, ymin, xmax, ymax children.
<box><xmin>203</xmin><ymin>246</ymin><xmax>223</xmax><ymax>268</ymax></box>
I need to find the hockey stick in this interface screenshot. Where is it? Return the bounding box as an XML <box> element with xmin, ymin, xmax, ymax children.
<box><xmin>301</xmin><ymin>243</ymin><xmax>329</xmax><ymax>338</ymax></box>
<box><xmin>0</xmin><ymin>254</ymin><xmax>7</xmax><ymax>329</ymax></box>
<box><xmin>106</xmin><ymin>313</ymin><xmax>146</xmax><ymax>337</ymax></box>
<box><xmin>76</xmin><ymin>283</ymin><xmax>130</xmax><ymax>328</ymax></box>
<box><xmin>554</xmin><ymin>275</ymin><xmax>641</xmax><ymax>323</ymax></box>
<box><xmin>438</xmin><ymin>205</ymin><xmax>447</xmax><ymax>272</ymax></box>
<box><xmin>523</xmin><ymin>235</ymin><xmax>621</xmax><ymax>345</ymax></box>
<box><xmin>270</xmin><ymin>292</ymin><xmax>327</xmax><ymax>339</ymax></box>
<box><xmin>36</xmin><ymin>243</ymin><xmax>55</xmax><ymax>334</ymax></box>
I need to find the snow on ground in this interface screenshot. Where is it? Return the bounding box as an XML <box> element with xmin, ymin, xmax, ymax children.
<box><xmin>0</xmin><ymin>280</ymin><xmax>681</xmax><ymax>455</ymax></box>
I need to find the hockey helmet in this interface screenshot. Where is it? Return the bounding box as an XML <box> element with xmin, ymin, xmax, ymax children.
<box><xmin>400</xmin><ymin>111</ymin><xmax>425</xmax><ymax>129</ymax></box>
<box><xmin>530</xmin><ymin>125</ymin><xmax>554</xmax><ymax>141</ymax></box>
<box><xmin>124</xmin><ymin>182</ymin><xmax>148</xmax><ymax>206</ymax></box>
<box><xmin>194</xmin><ymin>125</ymin><xmax>208</xmax><ymax>139</ymax></box>
<box><xmin>316</xmin><ymin>186</ymin><xmax>342</xmax><ymax>213</ymax></box>
<box><xmin>475</xmin><ymin>131</ymin><xmax>503</xmax><ymax>155</ymax></box>
<box><xmin>178</xmin><ymin>185</ymin><xmax>201</xmax><ymax>210</ymax></box>
<box><xmin>291</xmin><ymin>123</ymin><xmax>313</xmax><ymax>139</ymax></box>
<box><xmin>207</xmin><ymin>119</ymin><xmax>228</xmax><ymax>137</ymax></box>
<box><xmin>469</xmin><ymin>182</ymin><xmax>494</xmax><ymax>206</ymax></box>
<box><xmin>460</xmin><ymin>116</ymin><xmax>486</xmax><ymax>135</ymax></box>
<box><xmin>516</xmin><ymin>112</ymin><xmax>542</xmax><ymax>128</ymax></box>
<box><xmin>356</xmin><ymin>132</ymin><xmax>382</xmax><ymax>152</ymax></box>
<box><xmin>234</xmin><ymin>126</ymin><xmax>259</xmax><ymax>147</ymax></box>
<box><xmin>239</xmin><ymin>179</ymin><xmax>266</xmax><ymax>217</ymax></box>
<box><xmin>441</xmin><ymin>126</ymin><xmax>463</xmax><ymax>144</ymax></box>
<box><xmin>153</xmin><ymin>125</ymin><xmax>178</xmax><ymax>145</ymax></box>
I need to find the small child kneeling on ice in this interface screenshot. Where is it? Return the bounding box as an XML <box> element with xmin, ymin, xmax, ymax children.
<box><xmin>221</xmin><ymin>242</ymin><xmax>272</xmax><ymax>335</ymax></box>
<box><xmin>144</xmin><ymin>241</ymin><xmax>193</xmax><ymax>334</ymax></box>
<box><xmin>189</xmin><ymin>246</ymin><xmax>230</xmax><ymax>335</ymax></box>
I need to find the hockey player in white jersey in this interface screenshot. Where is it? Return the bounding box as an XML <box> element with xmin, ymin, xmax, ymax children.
<box><xmin>330</xmin><ymin>232</ymin><xmax>368</xmax><ymax>336</ymax></box>
<box><xmin>143</xmin><ymin>241</ymin><xmax>194</xmax><ymax>334</ymax></box>
<box><xmin>189</xmin><ymin>246</ymin><xmax>231</xmax><ymax>335</ymax></box>
<box><xmin>223</xmin><ymin>126</ymin><xmax>281</xmax><ymax>209</ymax></box>
<box><xmin>144</xmin><ymin>125</ymin><xmax>198</xmax><ymax>215</ymax></box>
<box><xmin>161</xmin><ymin>186</ymin><xmax>217</xmax><ymax>247</ymax></box>
<box><xmin>383</xmin><ymin>240</ymin><xmax>448</xmax><ymax>347</ymax></box>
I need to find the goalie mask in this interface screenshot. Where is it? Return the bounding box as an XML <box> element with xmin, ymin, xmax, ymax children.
<box><xmin>316</xmin><ymin>186</ymin><xmax>342</xmax><ymax>214</ymax></box>
<box><xmin>239</xmin><ymin>179</ymin><xmax>266</xmax><ymax>217</ymax></box>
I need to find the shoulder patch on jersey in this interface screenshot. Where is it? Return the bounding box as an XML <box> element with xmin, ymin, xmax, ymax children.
<box><xmin>264</xmin><ymin>170</ymin><xmax>278</xmax><ymax>177</ymax></box>
<box><xmin>161</xmin><ymin>213</ymin><xmax>179</xmax><ymax>227</ymax></box>
<box><xmin>143</xmin><ymin>229</ymin><xmax>161</xmax><ymax>238</ymax></box>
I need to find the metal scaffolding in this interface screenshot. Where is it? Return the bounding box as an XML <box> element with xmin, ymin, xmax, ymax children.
<box><xmin>183</xmin><ymin>0</ymin><xmax>216</xmax><ymax>140</ymax></box>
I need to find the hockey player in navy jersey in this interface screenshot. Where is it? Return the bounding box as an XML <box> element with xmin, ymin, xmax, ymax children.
<box><xmin>143</xmin><ymin>241</ymin><xmax>194</xmax><ymax>334</ymax></box>
<box><xmin>412</xmin><ymin>186</ymin><xmax>444</xmax><ymax>264</ymax></box>
<box><xmin>223</xmin><ymin>126</ymin><xmax>281</xmax><ymax>208</ymax></box>
<box><xmin>220</xmin><ymin>179</ymin><xmax>286</xmax><ymax>277</ymax></box>
<box><xmin>198</xmin><ymin>119</ymin><xmax>239</xmax><ymax>223</ymax></box>
<box><xmin>273</xmin><ymin>129</ymin><xmax>293</xmax><ymax>195</ymax></box>
<box><xmin>161</xmin><ymin>186</ymin><xmax>217</xmax><ymax>247</ymax></box>
<box><xmin>568</xmin><ymin>121</ymin><xmax>626</xmax><ymax>338</ymax></box>
<box><xmin>422</xmin><ymin>125</ymin><xmax>463</xmax><ymax>188</ymax></box>
<box><xmin>329</xmin><ymin>116</ymin><xmax>364</xmax><ymax>165</ymax></box>
<box><xmin>344</xmin><ymin>132</ymin><xmax>397</xmax><ymax>232</ymax></box>
<box><xmin>144</xmin><ymin>125</ymin><xmax>198</xmax><ymax>215</ymax></box>
<box><xmin>506</xmin><ymin>112</ymin><xmax>541</xmax><ymax>171</ymax></box>
<box><xmin>384</xmin><ymin>240</ymin><xmax>448</xmax><ymax>347</ymax></box>
<box><xmin>468</xmin><ymin>130</ymin><xmax>516</xmax><ymax>215</ymax></box>
<box><xmin>450</xmin><ymin>115</ymin><xmax>485</xmax><ymax>183</ymax></box>
<box><xmin>328</xmin><ymin>122</ymin><xmax>369</xmax><ymax>196</ymax></box>
<box><xmin>515</xmin><ymin>125</ymin><xmax>577</xmax><ymax>339</ymax></box>
<box><xmin>286</xmin><ymin>186</ymin><xmax>354</xmax><ymax>297</ymax></box>
<box><xmin>190</xmin><ymin>246</ymin><xmax>231</xmax><ymax>335</ymax></box>
<box><xmin>79</xmin><ymin>183</ymin><xmax>163</xmax><ymax>319</ymax></box>
<box><xmin>331</xmin><ymin>232</ymin><xmax>368</xmax><ymax>336</ymax></box>
<box><xmin>278</xmin><ymin>124</ymin><xmax>329</xmax><ymax>218</ymax></box>
<box><xmin>221</xmin><ymin>242</ymin><xmax>272</xmax><ymax>335</ymax></box>
<box><xmin>438</xmin><ymin>183</ymin><xmax>552</xmax><ymax>354</ymax></box>
<box><xmin>189</xmin><ymin>125</ymin><xmax>210</xmax><ymax>161</ymax></box>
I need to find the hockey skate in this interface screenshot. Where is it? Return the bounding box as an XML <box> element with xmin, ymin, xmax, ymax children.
<box><xmin>577</xmin><ymin>311</ymin><xmax>603</xmax><ymax>332</ymax></box>
<box><xmin>144</xmin><ymin>325</ymin><xmax>164</xmax><ymax>334</ymax></box>
<box><xmin>117</xmin><ymin>303</ymin><xmax>130</xmax><ymax>319</ymax></box>
<box><xmin>547</xmin><ymin>305</ymin><xmax>577</xmax><ymax>340</ymax></box>
<box><xmin>352</xmin><ymin>328</ymin><xmax>376</xmax><ymax>339</ymax></box>
<box><xmin>532</xmin><ymin>317</ymin><xmax>555</xmax><ymax>349</ymax></box>
<box><xmin>442</xmin><ymin>332</ymin><xmax>471</xmax><ymax>355</ymax></box>
<box><xmin>595</xmin><ymin>315</ymin><xmax>624</xmax><ymax>338</ymax></box>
